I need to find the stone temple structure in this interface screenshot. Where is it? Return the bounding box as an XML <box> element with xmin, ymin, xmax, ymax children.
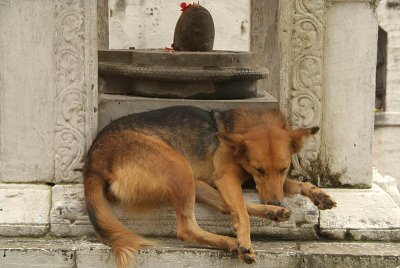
<box><xmin>374</xmin><ymin>0</ymin><xmax>400</xmax><ymax>181</ymax></box>
<box><xmin>0</xmin><ymin>0</ymin><xmax>399</xmax><ymax>267</ymax></box>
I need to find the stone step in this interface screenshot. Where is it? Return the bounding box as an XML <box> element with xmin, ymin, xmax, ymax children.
<box><xmin>1</xmin><ymin>238</ymin><xmax>399</xmax><ymax>268</ymax></box>
<box><xmin>98</xmin><ymin>93</ymin><xmax>278</xmax><ymax>130</ymax></box>
<box><xmin>49</xmin><ymin>187</ymin><xmax>319</xmax><ymax>239</ymax></box>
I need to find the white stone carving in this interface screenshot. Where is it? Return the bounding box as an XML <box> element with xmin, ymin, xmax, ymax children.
<box><xmin>288</xmin><ymin>0</ymin><xmax>325</xmax><ymax>180</ymax></box>
<box><xmin>54</xmin><ymin>0</ymin><xmax>98</xmax><ymax>183</ymax></box>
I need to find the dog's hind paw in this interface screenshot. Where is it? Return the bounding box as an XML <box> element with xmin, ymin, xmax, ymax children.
<box><xmin>239</xmin><ymin>246</ymin><xmax>256</xmax><ymax>264</ymax></box>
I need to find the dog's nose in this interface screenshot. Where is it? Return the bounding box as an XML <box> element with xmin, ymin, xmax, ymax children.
<box><xmin>266</xmin><ymin>200</ymin><xmax>282</xmax><ymax>206</ymax></box>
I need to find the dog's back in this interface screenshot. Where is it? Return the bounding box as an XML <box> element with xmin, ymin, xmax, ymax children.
<box><xmin>86</xmin><ymin>106</ymin><xmax>219</xmax><ymax>173</ymax></box>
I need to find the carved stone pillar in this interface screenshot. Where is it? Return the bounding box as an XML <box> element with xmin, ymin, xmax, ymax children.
<box><xmin>279</xmin><ymin>0</ymin><xmax>378</xmax><ymax>187</ymax></box>
<box><xmin>0</xmin><ymin>0</ymin><xmax>97</xmax><ymax>183</ymax></box>
<box><xmin>279</xmin><ymin>0</ymin><xmax>325</xmax><ymax>184</ymax></box>
<box><xmin>54</xmin><ymin>0</ymin><xmax>98</xmax><ymax>183</ymax></box>
<box><xmin>0</xmin><ymin>0</ymin><xmax>98</xmax><ymax>237</ymax></box>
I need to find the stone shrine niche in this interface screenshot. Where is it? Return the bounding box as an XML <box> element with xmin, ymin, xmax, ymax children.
<box><xmin>99</xmin><ymin>1</ymin><xmax>269</xmax><ymax>103</ymax></box>
<box><xmin>376</xmin><ymin>27</ymin><xmax>387</xmax><ymax>111</ymax></box>
<box><xmin>101</xmin><ymin>0</ymin><xmax>322</xmax><ymax>185</ymax></box>
<box><xmin>99</xmin><ymin>0</ymin><xmax>378</xmax><ymax>188</ymax></box>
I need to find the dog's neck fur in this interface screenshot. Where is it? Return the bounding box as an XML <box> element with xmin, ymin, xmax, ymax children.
<box><xmin>213</xmin><ymin>108</ymin><xmax>287</xmax><ymax>134</ymax></box>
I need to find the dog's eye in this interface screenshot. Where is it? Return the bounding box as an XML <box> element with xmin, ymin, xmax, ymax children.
<box><xmin>255</xmin><ymin>168</ymin><xmax>265</xmax><ymax>175</ymax></box>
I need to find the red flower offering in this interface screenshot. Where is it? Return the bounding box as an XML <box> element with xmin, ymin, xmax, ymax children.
<box><xmin>180</xmin><ymin>2</ymin><xmax>192</xmax><ymax>12</ymax></box>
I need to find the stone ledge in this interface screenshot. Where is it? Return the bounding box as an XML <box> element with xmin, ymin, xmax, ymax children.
<box><xmin>320</xmin><ymin>184</ymin><xmax>400</xmax><ymax>241</ymax></box>
<box><xmin>0</xmin><ymin>184</ymin><xmax>51</xmax><ymax>237</ymax></box>
<box><xmin>50</xmin><ymin>184</ymin><xmax>319</xmax><ymax>239</ymax></box>
<box><xmin>1</xmin><ymin>238</ymin><xmax>399</xmax><ymax>268</ymax></box>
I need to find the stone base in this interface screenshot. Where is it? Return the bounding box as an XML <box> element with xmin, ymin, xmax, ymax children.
<box><xmin>0</xmin><ymin>184</ymin><xmax>51</xmax><ymax>237</ymax></box>
<box><xmin>320</xmin><ymin>184</ymin><xmax>400</xmax><ymax>241</ymax></box>
<box><xmin>98</xmin><ymin>93</ymin><xmax>278</xmax><ymax>130</ymax></box>
<box><xmin>50</xmin><ymin>185</ymin><xmax>319</xmax><ymax>239</ymax></box>
<box><xmin>1</xmin><ymin>238</ymin><xmax>399</xmax><ymax>268</ymax></box>
<box><xmin>2</xmin><ymin>179</ymin><xmax>400</xmax><ymax>242</ymax></box>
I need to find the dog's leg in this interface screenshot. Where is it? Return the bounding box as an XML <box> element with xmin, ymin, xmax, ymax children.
<box><xmin>170</xmin><ymin>171</ymin><xmax>237</xmax><ymax>253</ymax></box>
<box><xmin>174</xmin><ymin>206</ymin><xmax>238</xmax><ymax>253</ymax></box>
<box><xmin>284</xmin><ymin>179</ymin><xmax>337</xmax><ymax>209</ymax></box>
<box><xmin>214</xmin><ymin>174</ymin><xmax>256</xmax><ymax>264</ymax></box>
<box><xmin>246</xmin><ymin>203</ymin><xmax>291</xmax><ymax>222</ymax></box>
<box><xmin>196</xmin><ymin>180</ymin><xmax>290</xmax><ymax>221</ymax></box>
<box><xmin>195</xmin><ymin>180</ymin><xmax>229</xmax><ymax>213</ymax></box>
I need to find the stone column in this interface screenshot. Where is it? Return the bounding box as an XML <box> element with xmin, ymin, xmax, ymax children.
<box><xmin>320</xmin><ymin>0</ymin><xmax>378</xmax><ymax>187</ymax></box>
<box><xmin>250</xmin><ymin>0</ymin><xmax>280</xmax><ymax>100</ymax></box>
<box><xmin>279</xmin><ymin>0</ymin><xmax>378</xmax><ymax>188</ymax></box>
<box><xmin>0</xmin><ymin>0</ymin><xmax>98</xmax><ymax>236</ymax></box>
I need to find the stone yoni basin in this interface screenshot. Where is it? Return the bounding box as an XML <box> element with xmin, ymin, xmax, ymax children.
<box><xmin>98</xmin><ymin>49</ymin><xmax>268</xmax><ymax>99</ymax></box>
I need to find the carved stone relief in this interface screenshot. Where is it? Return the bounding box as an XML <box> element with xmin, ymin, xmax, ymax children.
<box><xmin>286</xmin><ymin>0</ymin><xmax>326</xmax><ymax>181</ymax></box>
<box><xmin>54</xmin><ymin>0</ymin><xmax>97</xmax><ymax>183</ymax></box>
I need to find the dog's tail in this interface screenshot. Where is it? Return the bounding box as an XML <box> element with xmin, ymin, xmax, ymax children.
<box><xmin>84</xmin><ymin>173</ymin><xmax>153</xmax><ymax>268</ymax></box>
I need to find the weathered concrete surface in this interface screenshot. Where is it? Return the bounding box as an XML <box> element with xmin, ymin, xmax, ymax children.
<box><xmin>0</xmin><ymin>239</ymin><xmax>75</xmax><ymax>268</ymax></box>
<box><xmin>0</xmin><ymin>184</ymin><xmax>51</xmax><ymax>237</ymax></box>
<box><xmin>98</xmin><ymin>93</ymin><xmax>278</xmax><ymax>130</ymax></box>
<box><xmin>320</xmin><ymin>184</ymin><xmax>400</xmax><ymax>241</ymax></box>
<box><xmin>321</xmin><ymin>2</ymin><xmax>377</xmax><ymax>186</ymax></box>
<box><xmin>1</xmin><ymin>238</ymin><xmax>399</xmax><ymax>268</ymax></box>
<box><xmin>50</xmin><ymin>184</ymin><xmax>319</xmax><ymax>239</ymax></box>
<box><xmin>108</xmin><ymin>0</ymin><xmax>251</xmax><ymax>51</ymax></box>
<box><xmin>50</xmin><ymin>184</ymin><xmax>93</xmax><ymax>237</ymax></box>
<box><xmin>77</xmin><ymin>240</ymin><xmax>303</xmax><ymax>268</ymax></box>
<box><xmin>300</xmin><ymin>242</ymin><xmax>400</xmax><ymax>268</ymax></box>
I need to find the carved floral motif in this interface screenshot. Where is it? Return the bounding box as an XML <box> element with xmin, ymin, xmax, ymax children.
<box><xmin>289</xmin><ymin>0</ymin><xmax>325</xmax><ymax>180</ymax></box>
<box><xmin>54</xmin><ymin>0</ymin><xmax>96</xmax><ymax>182</ymax></box>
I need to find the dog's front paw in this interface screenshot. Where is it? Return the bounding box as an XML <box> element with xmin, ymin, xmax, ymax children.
<box><xmin>238</xmin><ymin>246</ymin><xmax>256</xmax><ymax>264</ymax></box>
<box><xmin>267</xmin><ymin>207</ymin><xmax>291</xmax><ymax>222</ymax></box>
<box><xmin>300</xmin><ymin>183</ymin><xmax>337</xmax><ymax>210</ymax></box>
<box><xmin>313</xmin><ymin>192</ymin><xmax>337</xmax><ymax>210</ymax></box>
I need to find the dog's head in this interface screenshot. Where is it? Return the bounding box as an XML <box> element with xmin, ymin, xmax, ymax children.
<box><xmin>219</xmin><ymin>125</ymin><xmax>319</xmax><ymax>206</ymax></box>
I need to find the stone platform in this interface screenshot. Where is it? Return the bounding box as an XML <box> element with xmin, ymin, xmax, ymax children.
<box><xmin>1</xmin><ymin>238</ymin><xmax>399</xmax><ymax>268</ymax></box>
<box><xmin>1</xmin><ymin>182</ymin><xmax>400</xmax><ymax>241</ymax></box>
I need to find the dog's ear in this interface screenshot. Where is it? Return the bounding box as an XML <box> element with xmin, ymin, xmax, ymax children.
<box><xmin>291</xmin><ymin>127</ymin><xmax>319</xmax><ymax>153</ymax></box>
<box><xmin>217</xmin><ymin>133</ymin><xmax>246</xmax><ymax>156</ymax></box>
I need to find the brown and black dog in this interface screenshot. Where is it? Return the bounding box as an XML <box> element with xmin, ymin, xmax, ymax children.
<box><xmin>83</xmin><ymin>106</ymin><xmax>336</xmax><ymax>267</ymax></box>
